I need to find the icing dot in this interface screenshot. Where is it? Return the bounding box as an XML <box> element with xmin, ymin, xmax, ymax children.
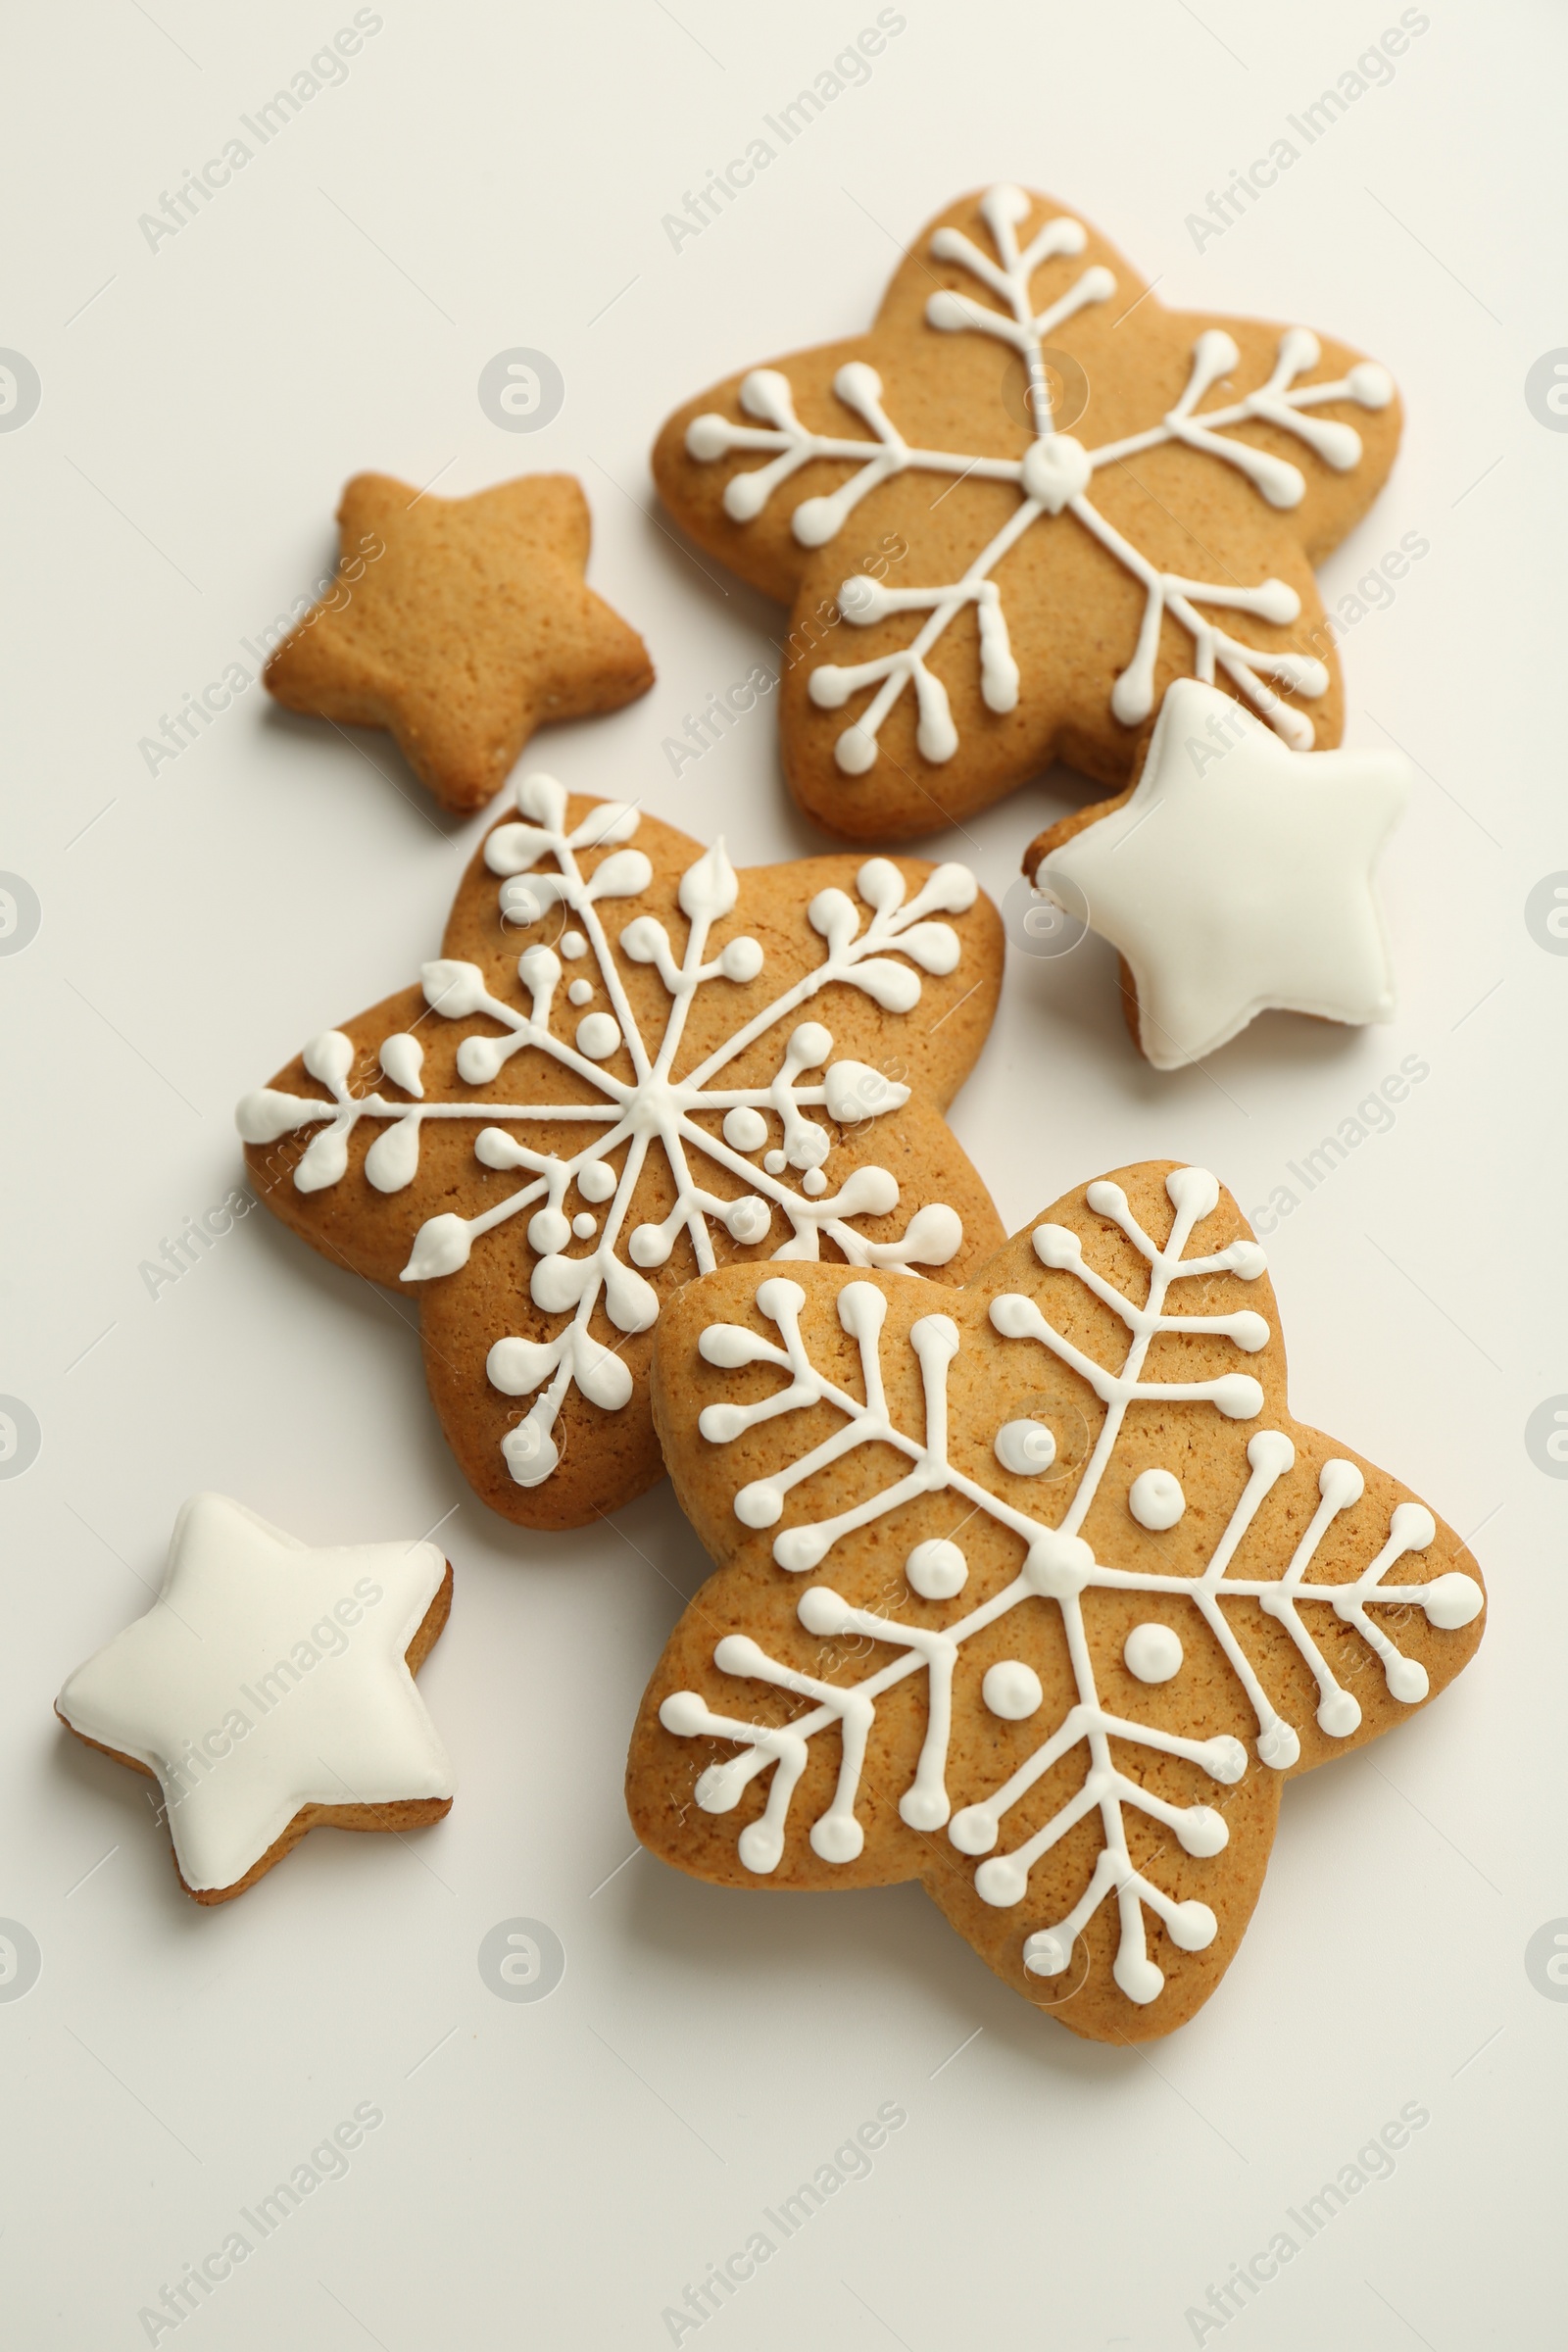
<box><xmin>724</xmin><ymin>1196</ymin><xmax>771</xmax><ymax>1245</ymax></box>
<box><xmin>571</xmin><ymin>1212</ymin><xmax>597</xmax><ymax>1241</ymax></box>
<box><xmin>763</xmin><ymin>1150</ymin><xmax>787</xmax><ymax>1175</ymax></box>
<box><xmin>797</xmin><ymin>1586</ymin><xmax>852</xmax><ymax>1637</ymax></box>
<box><xmin>1019</xmin><ymin>431</ymin><xmax>1092</xmax><ymax>514</ymax></box>
<box><xmin>1113</xmin><ymin>1951</ymin><xmax>1165</xmax><ymax>2005</ymax></box>
<box><xmin>1317</xmin><ymin>1689</ymin><xmax>1361</xmax><ymax>1738</ymax></box>
<box><xmin>906</xmin><ymin>1539</ymin><xmax>967</xmax><ymax>1599</ymax></box>
<box><xmin>722</xmin><ymin>1106</ymin><xmax>768</xmax><ymax>1152</ymax></box>
<box><xmin>378</xmin><ymin>1032</ymin><xmax>424</xmax><ymax>1095</ymax></box>
<box><xmin>738</xmin><ymin>1820</ymin><xmax>783</xmax><ymax>1873</ymax></box>
<box><xmin>1421</xmin><ymin>1571</ymin><xmax>1484</xmax><ymax>1630</ymax></box>
<box><xmin>1257</xmin><ymin>1720</ymin><xmax>1300</xmax><ymax>1769</ymax></box>
<box><xmin>660</xmin><ymin>1691</ymin><xmax>708</xmax><ymax>1737</ymax></box>
<box><xmin>810</xmin><ymin>1815</ymin><xmax>864</xmax><ymax>1864</ymax></box>
<box><xmin>1023</xmin><ymin>1930</ymin><xmax>1070</xmax><ymax>1978</ymax></box>
<box><xmin>949</xmin><ymin>1803</ymin><xmax>998</xmax><ymax>1855</ymax></box>
<box><xmin>974</xmin><ymin>1854</ymin><xmax>1028</xmax><ymax>1907</ymax></box>
<box><xmin>1123</xmin><ymin>1622</ymin><xmax>1183</xmax><ymax>1684</ymax></box>
<box><xmin>1386</xmin><ymin>1656</ymin><xmax>1429</xmax><ymax>1704</ymax></box>
<box><xmin>561</xmin><ymin>930</ymin><xmax>588</xmax><ymax>959</ymax></box>
<box><xmin>720</xmin><ymin>937</ymin><xmax>764</xmax><ymax>983</ymax></box>
<box><xmin>1203</xmin><ymin>1736</ymin><xmax>1249</xmax><ymax>1785</ymax></box>
<box><xmin>1348</xmin><ymin>360</ymin><xmax>1395</xmax><ymax>408</ymax></box>
<box><xmin>567</xmin><ymin>978</ymin><xmax>593</xmax><ymax>1006</ymax></box>
<box><xmin>995</xmin><ymin>1418</ymin><xmax>1056</xmax><ymax>1476</ymax></box>
<box><xmin>576</xmin><ymin>1012</ymin><xmax>621</xmax><ymax>1060</ymax></box>
<box><xmin>1166</xmin><ymin>1899</ymin><xmax>1218</xmax><ymax>1953</ymax></box>
<box><xmin>1212</xmin><ymin>1374</ymin><xmax>1264</xmax><ymax>1420</ymax></box>
<box><xmin>1176</xmin><ymin>1806</ymin><xmax>1228</xmax><ymax>1858</ymax></box>
<box><xmin>735</xmin><ymin>1480</ymin><xmax>784</xmax><ymax>1529</ymax></box>
<box><xmin>577</xmin><ymin>1159</ymin><xmax>616</xmax><ymax>1203</ymax></box>
<box><xmin>1129</xmin><ymin>1468</ymin><xmax>1185</xmax><ymax>1530</ymax></box>
<box><xmin>982</xmin><ymin>1660</ymin><xmax>1043</xmax><ymax>1720</ymax></box>
<box><xmin>802</xmin><ymin>1168</ymin><xmax>827</xmax><ymax>1197</ymax></box>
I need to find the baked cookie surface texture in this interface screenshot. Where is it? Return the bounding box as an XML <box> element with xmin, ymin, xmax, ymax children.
<box><xmin>654</xmin><ymin>183</ymin><xmax>1401</xmax><ymax>839</ymax></box>
<box><xmin>629</xmin><ymin>1163</ymin><xmax>1485</xmax><ymax>2040</ymax></box>
<box><xmin>238</xmin><ymin>781</ymin><xmax>1004</xmax><ymax>1530</ymax></box>
<box><xmin>264</xmin><ymin>472</ymin><xmax>654</xmax><ymax>812</ymax></box>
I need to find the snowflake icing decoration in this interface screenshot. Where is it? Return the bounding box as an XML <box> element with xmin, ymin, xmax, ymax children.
<box><xmin>654</xmin><ymin>1166</ymin><xmax>1484</xmax><ymax>2013</ymax></box>
<box><xmin>237</xmin><ymin>778</ymin><xmax>981</xmax><ymax>1496</ymax></box>
<box><xmin>684</xmin><ymin>182</ymin><xmax>1395</xmax><ymax>773</ymax></box>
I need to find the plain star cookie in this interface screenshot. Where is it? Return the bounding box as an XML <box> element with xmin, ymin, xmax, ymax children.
<box><xmin>626</xmin><ymin>1162</ymin><xmax>1486</xmax><ymax>2041</ymax></box>
<box><xmin>56</xmin><ymin>1494</ymin><xmax>454</xmax><ymax>1903</ymax></box>
<box><xmin>264</xmin><ymin>472</ymin><xmax>654</xmax><ymax>812</ymax></box>
<box><xmin>654</xmin><ymin>182</ymin><xmax>1401</xmax><ymax>841</ymax></box>
<box><xmin>237</xmin><ymin>779</ymin><xmax>1004</xmax><ymax>1531</ymax></box>
<box><xmin>1024</xmin><ymin>677</ymin><xmax>1410</xmax><ymax>1068</ymax></box>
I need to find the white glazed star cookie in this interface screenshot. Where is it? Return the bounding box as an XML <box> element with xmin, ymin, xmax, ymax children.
<box><xmin>56</xmin><ymin>1494</ymin><xmax>455</xmax><ymax>1902</ymax></box>
<box><xmin>1023</xmin><ymin>678</ymin><xmax>1409</xmax><ymax>1068</ymax></box>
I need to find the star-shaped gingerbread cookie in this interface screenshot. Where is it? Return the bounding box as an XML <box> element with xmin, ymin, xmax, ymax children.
<box><xmin>56</xmin><ymin>1494</ymin><xmax>455</xmax><ymax>1903</ymax></box>
<box><xmin>654</xmin><ymin>183</ymin><xmax>1401</xmax><ymax>841</ymax></box>
<box><xmin>628</xmin><ymin>1163</ymin><xmax>1485</xmax><ymax>2040</ymax></box>
<box><xmin>1025</xmin><ymin>677</ymin><xmax>1410</xmax><ymax>1068</ymax></box>
<box><xmin>265</xmin><ymin>472</ymin><xmax>654</xmax><ymax>812</ymax></box>
<box><xmin>237</xmin><ymin>780</ymin><xmax>1004</xmax><ymax>1531</ymax></box>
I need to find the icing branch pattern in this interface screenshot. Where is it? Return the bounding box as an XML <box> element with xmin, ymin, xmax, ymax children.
<box><xmin>237</xmin><ymin>777</ymin><xmax>974</xmax><ymax>1494</ymax></box>
<box><xmin>685</xmin><ymin>183</ymin><xmax>1394</xmax><ymax>770</ymax></box>
<box><xmin>659</xmin><ymin>1167</ymin><xmax>1483</xmax><ymax>2008</ymax></box>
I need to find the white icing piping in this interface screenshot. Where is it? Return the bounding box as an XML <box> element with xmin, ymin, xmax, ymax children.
<box><xmin>660</xmin><ymin>1166</ymin><xmax>1482</xmax><ymax>2008</ymax></box>
<box><xmin>683</xmin><ymin>184</ymin><xmax>1394</xmax><ymax>769</ymax></box>
<box><xmin>236</xmin><ymin>779</ymin><xmax>976</xmax><ymax>1493</ymax></box>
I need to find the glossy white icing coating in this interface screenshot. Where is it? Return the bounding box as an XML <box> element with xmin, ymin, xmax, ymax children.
<box><xmin>996</xmin><ymin>1417</ymin><xmax>1056</xmax><ymax>1475</ymax></box>
<box><xmin>661</xmin><ymin>1167</ymin><xmax>1482</xmax><ymax>2009</ymax></box>
<box><xmin>1037</xmin><ymin>678</ymin><xmax>1410</xmax><ymax>1069</ymax></box>
<box><xmin>685</xmin><ymin>185</ymin><xmax>1395</xmax><ymax>773</ymax></box>
<box><xmin>55</xmin><ymin>1494</ymin><xmax>453</xmax><ymax>1892</ymax></box>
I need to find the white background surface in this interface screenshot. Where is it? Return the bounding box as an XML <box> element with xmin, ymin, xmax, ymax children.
<box><xmin>3</xmin><ymin>2</ymin><xmax>1563</xmax><ymax>2344</ymax></box>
